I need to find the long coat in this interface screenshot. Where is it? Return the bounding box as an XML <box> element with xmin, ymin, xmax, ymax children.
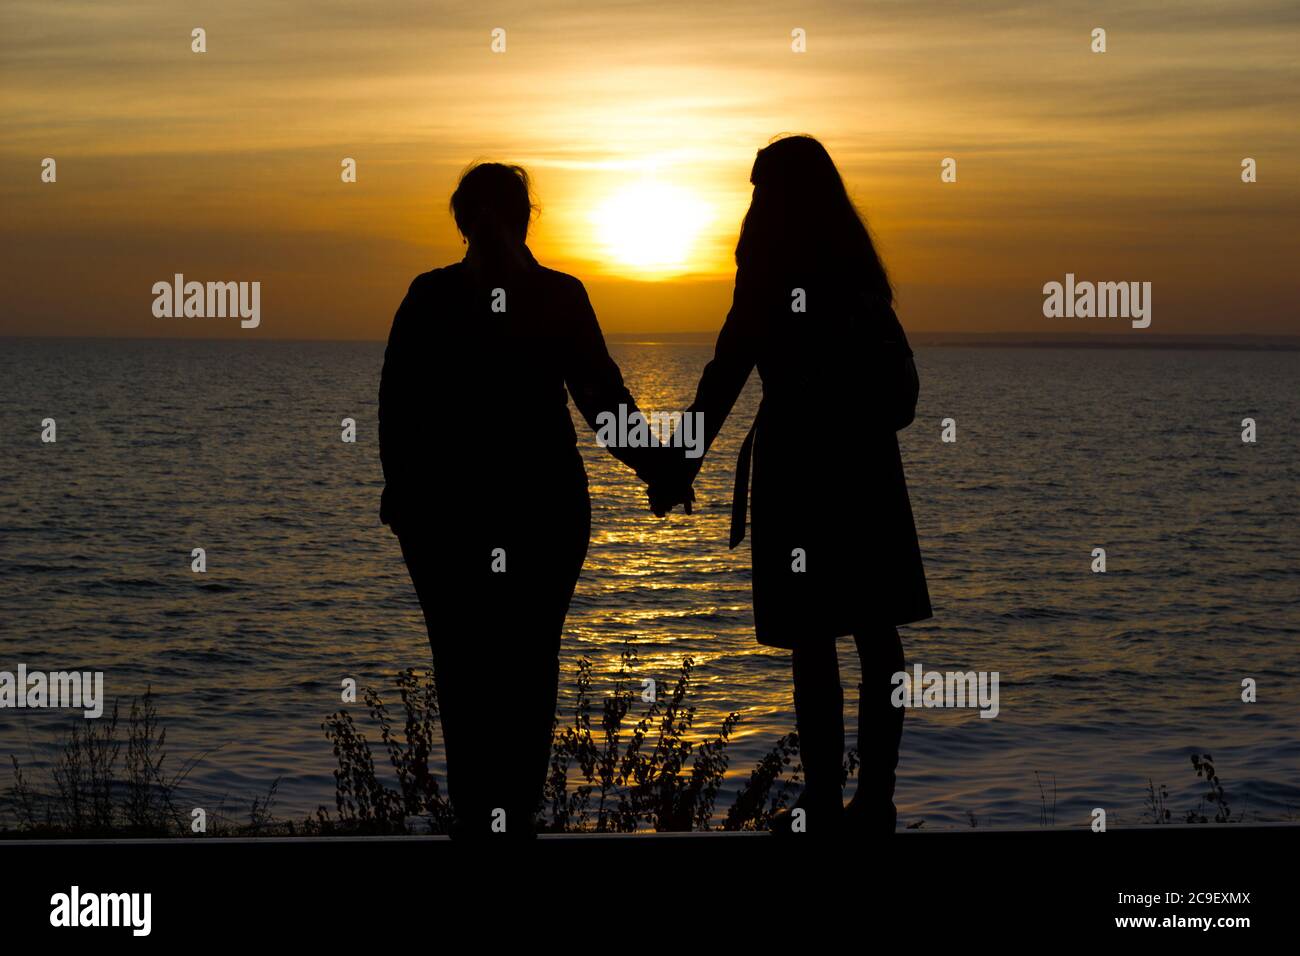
<box><xmin>686</xmin><ymin>270</ymin><xmax>932</xmax><ymax>648</ymax></box>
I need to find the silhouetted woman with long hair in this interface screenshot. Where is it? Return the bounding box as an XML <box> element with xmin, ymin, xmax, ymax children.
<box><xmin>378</xmin><ymin>163</ymin><xmax>664</xmax><ymax>838</ymax></box>
<box><xmin>668</xmin><ymin>135</ymin><xmax>931</xmax><ymax>833</ymax></box>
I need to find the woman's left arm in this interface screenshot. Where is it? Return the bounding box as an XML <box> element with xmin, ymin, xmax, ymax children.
<box><xmin>561</xmin><ymin>277</ymin><xmax>666</xmax><ymax>486</ymax></box>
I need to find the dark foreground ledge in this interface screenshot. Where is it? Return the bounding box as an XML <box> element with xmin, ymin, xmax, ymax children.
<box><xmin>1</xmin><ymin>824</ymin><xmax>1292</xmax><ymax>939</ymax></box>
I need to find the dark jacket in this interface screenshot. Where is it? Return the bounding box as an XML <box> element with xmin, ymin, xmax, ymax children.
<box><xmin>686</xmin><ymin>269</ymin><xmax>932</xmax><ymax>647</ymax></box>
<box><xmin>378</xmin><ymin>251</ymin><xmax>659</xmax><ymax>535</ymax></box>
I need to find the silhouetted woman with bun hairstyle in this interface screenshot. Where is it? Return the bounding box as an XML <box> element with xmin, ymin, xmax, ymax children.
<box><xmin>378</xmin><ymin>162</ymin><xmax>668</xmax><ymax>838</ymax></box>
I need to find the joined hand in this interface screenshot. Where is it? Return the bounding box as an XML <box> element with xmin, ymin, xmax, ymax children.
<box><xmin>648</xmin><ymin>482</ymin><xmax>694</xmax><ymax>518</ymax></box>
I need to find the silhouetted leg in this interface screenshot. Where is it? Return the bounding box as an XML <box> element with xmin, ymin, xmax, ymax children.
<box><xmin>508</xmin><ymin>631</ymin><xmax>561</xmax><ymax>832</ymax></box>
<box><xmin>473</xmin><ymin>498</ymin><xmax>589</xmax><ymax>838</ymax></box>
<box><xmin>398</xmin><ymin>531</ymin><xmax>494</xmax><ymax>835</ymax></box>
<box><xmin>848</xmin><ymin>626</ymin><xmax>904</xmax><ymax>832</ymax></box>
<box><xmin>790</xmin><ymin>639</ymin><xmax>846</xmax><ymax>823</ymax></box>
<box><xmin>432</xmin><ymin>640</ymin><xmax>495</xmax><ymax>835</ymax></box>
<box><xmin>509</xmin><ymin>505</ymin><xmax>588</xmax><ymax>832</ymax></box>
<box><xmin>476</xmin><ymin>591</ymin><xmax>548</xmax><ymax>836</ymax></box>
<box><xmin>434</xmin><ymin>564</ymin><xmax>548</xmax><ymax>839</ymax></box>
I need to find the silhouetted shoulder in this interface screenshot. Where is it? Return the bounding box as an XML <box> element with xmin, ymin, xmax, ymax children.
<box><xmin>531</xmin><ymin>265</ymin><xmax>590</xmax><ymax>302</ymax></box>
<box><xmin>404</xmin><ymin>264</ymin><xmax>462</xmax><ymax>298</ymax></box>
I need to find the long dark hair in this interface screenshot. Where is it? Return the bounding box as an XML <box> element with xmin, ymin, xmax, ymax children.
<box><xmin>734</xmin><ymin>135</ymin><xmax>892</xmax><ymax>303</ymax></box>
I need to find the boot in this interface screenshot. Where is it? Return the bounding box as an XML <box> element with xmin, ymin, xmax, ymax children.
<box><xmin>845</xmin><ymin>676</ymin><xmax>904</xmax><ymax>835</ymax></box>
<box><xmin>771</xmin><ymin>789</ymin><xmax>845</xmax><ymax>836</ymax></box>
<box><xmin>844</xmin><ymin>794</ymin><xmax>897</xmax><ymax>833</ymax></box>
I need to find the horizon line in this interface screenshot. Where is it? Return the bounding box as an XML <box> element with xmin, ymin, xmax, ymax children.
<box><xmin>4</xmin><ymin>332</ymin><xmax>1299</xmax><ymax>351</ymax></box>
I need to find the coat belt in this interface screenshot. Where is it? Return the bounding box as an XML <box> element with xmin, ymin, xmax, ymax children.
<box><xmin>729</xmin><ymin>412</ymin><xmax>758</xmax><ymax>549</ymax></box>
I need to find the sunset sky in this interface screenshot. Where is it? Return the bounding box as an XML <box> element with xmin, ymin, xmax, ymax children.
<box><xmin>1</xmin><ymin>0</ymin><xmax>1297</xmax><ymax>339</ymax></box>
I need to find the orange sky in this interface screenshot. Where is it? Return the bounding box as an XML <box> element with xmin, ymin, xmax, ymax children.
<box><xmin>1</xmin><ymin>0</ymin><xmax>1297</xmax><ymax>339</ymax></box>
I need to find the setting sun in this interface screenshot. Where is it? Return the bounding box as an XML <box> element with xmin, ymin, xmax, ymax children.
<box><xmin>589</xmin><ymin>180</ymin><xmax>714</xmax><ymax>278</ymax></box>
